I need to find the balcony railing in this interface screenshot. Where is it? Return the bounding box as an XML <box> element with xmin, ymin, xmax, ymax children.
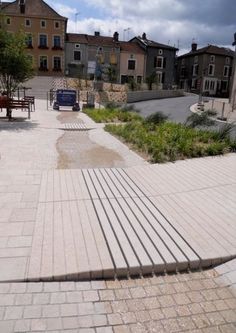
<box><xmin>38</xmin><ymin>45</ymin><xmax>49</xmax><ymax>49</ymax></box>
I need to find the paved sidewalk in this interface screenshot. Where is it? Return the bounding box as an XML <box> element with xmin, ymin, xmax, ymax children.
<box><xmin>0</xmin><ymin>265</ymin><xmax>235</xmax><ymax>333</ymax></box>
<box><xmin>0</xmin><ymin>98</ymin><xmax>236</xmax><ymax>332</ymax></box>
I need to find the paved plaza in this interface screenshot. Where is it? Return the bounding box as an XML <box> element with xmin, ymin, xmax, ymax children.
<box><xmin>0</xmin><ymin>99</ymin><xmax>235</xmax><ymax>332</ymax></box>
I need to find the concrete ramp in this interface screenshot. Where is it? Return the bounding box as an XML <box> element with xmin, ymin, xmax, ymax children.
<box><xmin>26</xmin><ymin>155</ymin><xmax>236</xmax><ymax>281</ymax></box>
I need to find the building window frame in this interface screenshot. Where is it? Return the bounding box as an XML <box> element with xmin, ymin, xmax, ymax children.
<box><xmin>39</xmin><ymin>55</ymin><xmax>48</xmax><ymax>71</ymax></box>
<box><xmin>128</xmin><ymin>59</ymin><xmax>136</xmax><ymax>70</ymax></box>
<box><xmin>25</xmin><ymin>33</ymin><xmax>33</xmax><ymax>48</ymax></box>
<box><xmin>221</xmin><ymin>80</ymin><xmax>228</xmax><ymax>92</ymax></box>
<box><xmin>38</xmin><ymin>34</ymin><xmax>48</xmax><ymax>49</ymax></box>
<box><xmin>75</xmin><ymin>44</ymin><xmax>80</xmax><ymax>49</ymax></box>
<box><xmin>156</xmin><ymin>71</ymin><xmax>162</xmax><ymax>84</ymax></box>
<box><xmin>52</xmin><ymin>56</ymin><xmax>62</xmax><ymax>71</ymax></box>
<box><xmin>158</xmin><ymin>49</ymin><xmax>163</xmax><ymax>55</ymax></box>
<box><xmin>52</xmin><ymin>35</ymin><xmax>62</xmax><ymax>50</ymax></box>
<box><xmin>25</xmin><ymin>18</ymin><xmax>31</xmax><ymax>27</ymax></box>
<box><xmin>208</xmin><ymin>64</ymin><xmax>215</xmax><ymax>76</ymax></box>
<box><xmin>74</xmin><ymin>50</ymin><xmax>81</xmax><ymax>61</ymax></box>
<box><xmin>223</xmin><ymin>65</ymin><xmax>229</xmax><ymax>77</ymax></box>
<box><xmin>54</xmin><ymin>21</ymin><xmax>60</xmax><ymax>29</ymax></box>
<box><xmin>194</xmin><ymin>56</ymin><xmax>198</xmax><ymax>63</ymax></box>
<box><xmin>6</xmin><ymin>17</ymin><xmax>11</xmax><ymax>25</ymax></box>
<box><xmin>193</xmin><ymin>64</ymin><xmax>199</xmax><ymax>76</ymax></box>
<box><xmin>225</xmin><ymin>57</ymin><xmax>230</xmax><ymax>65</ymax></box>
<box><xmin>40</xmin><ymin>20</ymin><xmax>46</xmax><ymax>29</ymax></box>
<box><xmin>156</xmin><ymin>56</ymin><xmax>163</xmax><ymax>69</ymax></box>
<box><xmin>210</xmin><ymin>55</ymin><xmax>215</xmax><ymax>63</ymax></box>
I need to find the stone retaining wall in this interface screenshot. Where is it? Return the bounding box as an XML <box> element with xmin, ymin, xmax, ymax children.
<box><xmin>127</xmin><ymin>89</ymin><xmax>184</xmax><ymax>103</ymax></box>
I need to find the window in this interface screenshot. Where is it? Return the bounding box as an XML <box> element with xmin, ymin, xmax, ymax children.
<box><xmin>156</xmin><ymin>72</ymin><xmax>162</xmax><ymax>84</ymax></box>
<box><xmin>223</xmin><ymin>66</ymin><xmax>229</xmax><ymax>77</ymax></box>
<box><xmin>25</xmin><ymin>34</ymin><xmax>33</xmax><ymax>48</ymax></box>
<box><xmin>210</xmin><ymin>55</ymin><xmax>215</xmax><ymax>63</ymax></box>
<box><xmin>74</xmin><ymin>51</ymin><xmax>81</xmax><ymax>61</ymax></box>
<box><xmin>193</xmin><ymin>64</ymin><xmax>199</xmax><ymax>76</ymax></box>
<box><xmin>39</xmin><ymin>34</ymin><xmax>47</xmax><ymax>48</ymax></box>
<box><xmin>41</xmin><ymin>20</ymin><xmax>46</xmax><ymax>28</ymax></box>
<box><xmin>75</xmin><ymin>44</ymin><xmax>80</xmax><ymax>49</ymax></box>
<box><xmin>97</xmin><ymin>47</ymin><xmax>103</xmax><ymax>52</ymax></box>
<box><xmin>210</xmin><ymin>81</ymin><xmax>215</xmax><ymax>90</ymax></box>
<box><xmin>192</xmin><ymin>79</ymin><xmax>197</xmax><ymax>89</ymax></box>
<box><xmin>158</xmin><ymin>49</ymin><xmax>163</xmax><ymax>55</ymax></box>
<box><xmin>221</xmin><ymin>81</ymin><xmax>228</xmax><ymax>91</ymax></box>
<box><xmin>181</xmin><ymin>58</ymin><xmax>185</xmax><ymax>65</ymax></box>
<box><xmin>54</xmin><ymin>21</ymin><xmax>60</xmax><ymax>29</ymax></box>
<box><xmin>121</xmin><ymin>75</ymin><xmax>128</xmax><ymax>84</ymax></box>
<box><xmin>128</xmin><ymin>59</ymin><xmax>136</xmax><ymax>70</ymax></box>
<box><xmin>225</xmin><ymin>57</ymin><xmax>230</xmax><ymax>65</ymax></box>
<box><xmin>204</xmin><ymin>80</ymin><xmax>209</xmax><ymax>90</ymax></box>
<box><xmin>53</xmin><ymin>36</ymin><xmax>61</xmax><ymax>48</ymax></box>
<box><xmin>194</xmin><ymin>56</ymin><xmax>198</xmax><ymax>63</ymax></box>
<box><xmin>137</xmin><ymin>76</ymin><xmax>142</xmax><ymax>84</ymax></box>
<box><xmin>208</xmin><ymin>64</ymin><xmax>215</xmax><ymax>76</ymax></box>
<box><xmin>6</xmin><ymin>17</ymin><xmax>11</xmax><ymax>25</ymax></box>
<box><xmin>25</xmin><ymin>19</ymin><xmax>31</xmax><ymax>27</ymax></box>
<box><xmin>53</xmin><ymin>56</ymin><xmax>61</xmax><ymax>71</ymax></box>
<box><xmin>156</xmin><ymin>56</ymin><xmax>163</xmax><ymax>68</ymax></box>
<box><xmin>39</xmin><ymin>56</ymin><xmax>48</xmax><ymax>70</ymax></box>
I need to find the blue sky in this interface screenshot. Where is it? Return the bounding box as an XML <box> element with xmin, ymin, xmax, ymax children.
<box><xmin>46</xmin><ymin>0</ymin><xmax>236</xmax><ymax>54</ymax></box>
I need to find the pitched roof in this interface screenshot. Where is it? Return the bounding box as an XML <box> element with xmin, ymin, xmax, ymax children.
<box><xmin>130</xmin><ymin>36</ymin><xmax>178</xmax><ymax>51</ymax></box>
<box><xmin>179</xmin><ymin>45</ymin><xmax>234</xmax><ymax>58</ymax></box>
<box><xmin>66</xmin><ymin>33</ymin><xmax>88</xmax><ymax>44</ymax></box>
<box><xmin>120</xmin><ymin>41</ymin><xmax>145</xmax><ymax>54</ymax></box>
<box><xmin>66</xmin><ymin>33</ymin><xmax>120</xmax><ymax>48</ymax></box>
<box><xmin>0</xmin><ymin>0</ymin><xmax>67</xmax><ymax>20</ymax></box>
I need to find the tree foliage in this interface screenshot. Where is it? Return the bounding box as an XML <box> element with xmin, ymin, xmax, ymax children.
<box><xmin>0</xmin><ymin>23</ymin><xmax>34</xmax><ymax>98</ymax></box>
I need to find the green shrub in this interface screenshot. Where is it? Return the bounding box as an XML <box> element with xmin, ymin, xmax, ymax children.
<box><xmin>105</xmin><ymin>121</ymin><xmax>235</xmax><ymax>163</ymax></box>
<box><xmin>145</xmin><ymin>111</ymin><xmax>169</xmax><ymax>125</ymax></box>
<box><xmin>83</xmin><ymin>107</ymin><xmax>142</xmax><ymax>123</ymax></box>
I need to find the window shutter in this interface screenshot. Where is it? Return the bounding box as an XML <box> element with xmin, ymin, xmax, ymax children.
<box><xmin>229</xmin><ymin>67</ymin><xmax>232</xmax><ymax>77</ymax></box>
<box><xmin>162</xmin><ymin>72</ymin><xmax>165</xmax><ymax>84</ymax></box>
<box><xmin>154</xmin><ymin>57</ymin><xmax>157</xmax><ymax>68</ymax></box>
<box><xmin>163</xmin><ymin>58</ymin><xmax>166</xmax><ymax>68</ymax></box>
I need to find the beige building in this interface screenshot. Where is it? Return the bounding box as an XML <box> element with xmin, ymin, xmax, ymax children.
<box><xmin>119</xmin><ymin>42</ymin><xmax>146</xmax><ymax>85</ymax></box>
<box><xmin>0</xmin><ymin>0</ymin><xmax>67</xmax><ymax>76</ymax></box>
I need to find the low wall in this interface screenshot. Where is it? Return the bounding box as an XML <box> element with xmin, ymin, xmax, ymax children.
<box><xmin>127</xmin><ymin>89</ymin><xmax>185</xmax><ymax>103</ymax></box>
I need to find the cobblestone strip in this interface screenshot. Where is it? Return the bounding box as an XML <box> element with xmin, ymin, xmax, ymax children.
<box><xmin>0</xmin><ymin>266</ymin><xmax>235</xmax><ymax>332</ymax></box>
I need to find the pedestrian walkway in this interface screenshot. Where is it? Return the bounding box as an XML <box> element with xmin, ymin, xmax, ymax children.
<box><xmin>25</xmin><ymin>155</ymin><xmax>236</xmax><ymax>282</ymax></box>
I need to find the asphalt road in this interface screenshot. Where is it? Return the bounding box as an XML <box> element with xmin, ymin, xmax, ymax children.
<box><xmin>130</xmin><ymin>95</ymin><xmax>198</xmax><ymax>123</ymax></box>
<box><xmin>130</xmin><ymin>95</ymin><xmax>236</xmax><ymax>139</ymax></box>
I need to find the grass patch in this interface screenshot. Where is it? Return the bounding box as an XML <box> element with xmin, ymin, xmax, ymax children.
<box><xmin>83</xmin><ymin>107</ymin><xmax>141</xmax><ymax>123</ymax></box>
<box><xmin>105</xmin><ymin>120</ymin><xmax>235</xmax><ymax>163</ymax></box>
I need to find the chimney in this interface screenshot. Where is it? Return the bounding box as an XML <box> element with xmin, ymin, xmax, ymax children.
<box><xmin>142</xmin><ymin>32</ymin><xmax>147</xmax><ymax>40</ymax></box>
<box><xmin>113</xmin><ymin>31</ymin><xmax>119</xmax><ymax>42</ymax></box>
<box><xmin>19</xmin><ymin>0</ymin><xmax>25</xmax><ymax>14</ymax></box>
<box><xmin>94</xmin><ymin>31</ymin><xmax>100</xmax><ymax>36</ymax></box>
<box><xmin>191</xmin><ymin>42</ymin><xmax>197</xmax><ymax>52</ymax></box>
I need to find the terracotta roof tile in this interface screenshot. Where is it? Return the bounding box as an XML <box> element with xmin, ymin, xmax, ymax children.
<box><xmin>120</xmin><ymin>41</ymin><xmax>145</xmax><ymax>54</ymax></box>
<box><xmin>179</xmin><ymin>45</ymin><xmax>234</xmax><ymax>58</ymax></box>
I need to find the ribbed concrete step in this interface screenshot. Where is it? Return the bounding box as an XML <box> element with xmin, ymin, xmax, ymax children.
<box><xmin>26</xmin><ymin>156</ymin><xmax>236</xmax><ymax>281</ymax></box>
<box><xmin>63</xmin><ymin>123</ymin><xmax>90</xmax><ymax>131</ymax></box>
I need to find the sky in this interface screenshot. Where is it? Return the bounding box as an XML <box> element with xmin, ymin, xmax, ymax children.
<box><xmin>46</xmin><ymin>0</ymin><xmax>236</xmax><ymax>55</ymax></box>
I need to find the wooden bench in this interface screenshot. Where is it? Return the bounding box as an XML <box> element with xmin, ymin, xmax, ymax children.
<box><xmin>24</xmin><ymin>96</ymin><xmax>35</xmax><ymax>111</ymax></box>
<box><xmin>0</xmin><ymin>98</ymin><xmax>31</xmax><ymax>119</ymax></box>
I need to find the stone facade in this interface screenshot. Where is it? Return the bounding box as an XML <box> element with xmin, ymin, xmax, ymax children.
<box><xmin>130</xmin><ymin>33</ymin><xmax>178</xmax><ymax>89</ymax></box>
<box><xmin>0</xmin><ymin>0</ymin><xmax>67</xmax><ymax>76</ymax></box>
<box><xmin>177</xmin><ymin>44</ymin><xmax>234</xmax><ymax>97</ymax></box>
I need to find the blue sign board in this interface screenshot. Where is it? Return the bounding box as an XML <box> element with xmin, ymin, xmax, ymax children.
<box><xmin>56</xmin><ymin>89</ymin><xmax>76</xmax><ymax>106</ymax></box>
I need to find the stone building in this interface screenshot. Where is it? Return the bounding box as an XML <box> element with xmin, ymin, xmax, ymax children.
<box><xmin>177</xmin><ymin>43</ymin><xmax>234</xmax><ymax>97</ymax></box>
<box><xmin>130</xmin><ymin>33</ymin><xmax>178</xmax><ymax>89</ymax></box>
<box><xmin>0</xmin><ymin>0</ymin><xmax>67</xmax><ymax>76</ymax></box>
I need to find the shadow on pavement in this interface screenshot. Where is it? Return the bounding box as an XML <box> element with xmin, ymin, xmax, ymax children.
<box><xmin>0</xmin><ymin>116</ymin><xmax>38</xmax><ymax>132</ymax></box>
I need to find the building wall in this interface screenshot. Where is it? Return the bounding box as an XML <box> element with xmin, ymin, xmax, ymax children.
<box><xmin>177</xmin><ymin>53</ymin><xmax>233</xmax><ymax>97</ymax></box>
<box><xmin>119</xmin><ymin>51</ymin><xmax>146</xmax><ymax>84</ymax></box>
<box><xmin>146</xmin><ymin>47</ymin><xmax>177</xmax><ymax>88</ymax></box>
<box><xmin>65</xmin><ymin>42</ymin><xmax>88</xmax><ymax>78</ymax></box>
<box><xmin>3</xmin><ymin>14</ymin><xmax>66</xmax><ymax>76</ymax></box>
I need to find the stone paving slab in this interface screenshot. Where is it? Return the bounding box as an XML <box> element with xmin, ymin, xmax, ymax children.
<box><xmin>0</xmin><ymin>262</ymin><xmax>235</xmax><ymax>332</ymax></box>
<box><xmin>24</xmin><ymin>155</ymin><xmax>236</xmax><ymax>282</ymax></box>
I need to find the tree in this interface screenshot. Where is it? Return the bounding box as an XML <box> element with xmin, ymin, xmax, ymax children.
<box><xmin>0</xmin><ymin>22</ymin><xmax>34</xmax><ymax>116</ymax></box>
<box><xmin>146</xmin><ymin>72</ymin><xmax>157</xmax><ymax>90</ymax></box>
